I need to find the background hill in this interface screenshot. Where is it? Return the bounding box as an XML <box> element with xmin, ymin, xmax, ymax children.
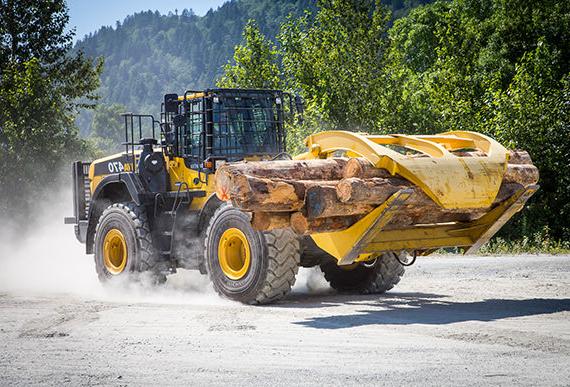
<box><xmin>75</xmin><ymin>0</ymin><xmax>431</xmax><ymax>135</ymax></box>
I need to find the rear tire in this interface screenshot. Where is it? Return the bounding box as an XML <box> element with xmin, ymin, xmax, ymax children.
<box><xmin>93</xmin><ymin>202</ymin><xmax>165</xmax><ymax>284</ymax></box>
<box><xmin>320</xmin><ymin>252</ymin><xmax>406</xmax><ymax>294</ymax></box>
<box><xmin>204</xmin><ymin>205</ymin><xmax>300</xmax><ymax>304</ymax></box>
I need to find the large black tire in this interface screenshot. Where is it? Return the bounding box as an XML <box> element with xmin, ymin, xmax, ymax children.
<box><xmin>93</xmin><ymin>202</ymin><xmax>165</xmax><ymax>284</ymax></box>
<box><xmin>204</xmin><ymin>205</ymin><xmax>300</xmax><ymax>304</ymax></box>
<box><xmin>320</xmin><ymin>252</ymin><xmax>406</xmax><ymax>294</ymax></box>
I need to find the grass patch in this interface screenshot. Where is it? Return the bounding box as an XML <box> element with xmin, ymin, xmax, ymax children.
<box><xmin>434</xmin><ymin>227</ymin><xmax>570</xmax><ymax>255</ymax></box>
<box><xmin>478</xmin><ymin>235</ymin><xmax>570</xmax><ymax>255</ymax></box>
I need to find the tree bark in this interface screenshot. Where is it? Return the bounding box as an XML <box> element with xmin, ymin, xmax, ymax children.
<box><xmin>343</xmin><ymin>157</ymin><xmax>392</xmax><ymax>179</ymax></box>
<box><xmin>251</xmin><ymin>212</ymin><xmax>291</xmax><ymax>231</ymax></box>
<box><xmin>507</xmin><ymin>150</ymin><xmax>533</xmax><ymax>165</ymax></box>
<box><xmin>217</xmin><ymin>158</ymin><xmax>347</xmax><ymax>181</ymax></box>
<box><xmin>336</xmin><ymin>177</ymin><xmax>412</xmax><ymax>204</ymax></box>
<box><xmin>216</xmin><ymin>173</ymin><xmax>304</xmax><ymax>212</ymax></box>
<box><xmin>503</xmin><ymin>164</ymin><xmax>539</xmax><ymax>186</ymax></box>
<box><xmin>216</xmin><ymin>169</ymin><xmax>341</xmax><ymax>212</ymax></box>
<box><xmin>304</xmin><ymin>185</ymin><xmax>376</xmax><ymax>219</ymax></box>
<box><xmin>290</xmin><ymin>212</ymin><xmax>360</xmax><ymax>235</ymax></box>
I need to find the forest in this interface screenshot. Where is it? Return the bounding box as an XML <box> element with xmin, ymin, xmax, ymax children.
<box><xmin>0</xmin><ymin>0</ymin><xmax>568</xmax><ymax>249</ymax></box>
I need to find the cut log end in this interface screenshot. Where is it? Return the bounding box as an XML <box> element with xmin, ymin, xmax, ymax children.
<box><xmin>343</xmin><ymin>158</ymin><xmax>392</xmax><ymax>179</ymax></box>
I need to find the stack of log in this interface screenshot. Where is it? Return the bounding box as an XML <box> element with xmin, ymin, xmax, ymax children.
<box><xmin>214</xmin><ymin>151</ymin><xmax>539</xmax><ymax>235</ymax></box>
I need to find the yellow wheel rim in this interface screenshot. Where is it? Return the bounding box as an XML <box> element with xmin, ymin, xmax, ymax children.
<box><xmin>103</xmin><ymin>229</ymin><xmax>128</xmax><ymax>274</ymax></box>
<box><xmin>218</xmin><ymin>228</ymin><xmax>251</xmax><ymax>280</ymax></box>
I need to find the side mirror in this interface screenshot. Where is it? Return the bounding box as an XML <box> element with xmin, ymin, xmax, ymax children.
<box><xmin>164</xmin><ymin>93</ymin><xmax>179</xmax><ymax>114</ymax></box>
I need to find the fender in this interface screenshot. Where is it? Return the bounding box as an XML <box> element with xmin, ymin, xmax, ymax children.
<box><xmin>198</xmin><ymin>193</ymin><xmax>224</xmax><ymax>231</ymax></box>
<box><xmin>85</xmin><ymin>173</ymin><xmax>147</xmax><ymax>254</ymax></box>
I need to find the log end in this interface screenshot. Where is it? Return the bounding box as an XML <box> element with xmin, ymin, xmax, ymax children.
<box><xmin>290</xmin><ymin>212</ymin><xmax>309</xmax><ymax>234</ymax></box>
<box><xmin>336</xmin><ymin>178</ymin><xmax>355</xmax><ymax>203</ymax></box>
<box><xmin>343</xmin><ymin>158</ymin><xmax>366</xmax><ymax>178</ymax></box>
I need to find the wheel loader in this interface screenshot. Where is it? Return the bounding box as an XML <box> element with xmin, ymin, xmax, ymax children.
<box><xmin>65</xmin><ymin>88</ymin><xmax>539</xmax><ymax>304</ymax></box>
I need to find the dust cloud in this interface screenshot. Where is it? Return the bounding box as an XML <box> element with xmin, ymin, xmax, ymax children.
<box><xmin>0</xmin><ymin>189</ymin><xmax>229</xmax><ymax>306</ymax></box>
<box><xmin>0</xmin><ymin>188</ymin><xmax>328</xmax><ymax>305</ymax></box>
<box><xmin>292</xmin><ymin>267</ymin><xmax>331</xmax><ymax>295</ymax></box>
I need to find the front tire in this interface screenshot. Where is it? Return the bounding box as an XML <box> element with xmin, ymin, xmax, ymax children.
<box><xmin>204</xmin><ymin>205</ymin><xmax>300</xmax><ymax>304</ymax></box>
<box><xmin>320</xmin><ymin>252</ymin><xmax>406</xmax><ymax>294</ymax></box>
<box><xmin>93</xmin><ymin>202</ymin><xmax>165</xmax><ymax>284</ymax></box>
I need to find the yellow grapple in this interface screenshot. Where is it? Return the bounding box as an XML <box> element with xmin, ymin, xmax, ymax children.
<box><xmin>296</xmin><ymin>131</ymin><xmax>538</xmax><ymax>264</ymax></box>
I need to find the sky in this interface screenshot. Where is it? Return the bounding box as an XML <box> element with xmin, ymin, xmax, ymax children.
<box><xmin>67</xmin><ymin>0</ymin><xmax>229</xmax><ymax>41</ymax></box>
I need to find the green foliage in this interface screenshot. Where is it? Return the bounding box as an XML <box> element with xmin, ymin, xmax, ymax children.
<box><xmin>0</xmin><ymin>0</ymin><xmax>102</xmax><ymax>219</ymax></box>
<box><xmin>478</xmin><ymin>227</ymin><xmax>570</xmax><ymax>255</ymax></box>
<box><xmin>218</xmin><ymin>20</ymin><xmax>282</xmax><ymax>89</ymax></box>
<box><xmin>87</xmin><ymin>103</ymin><xmax>128</xmax><ymax>155</ymax></box>
<box><xmin>279</xmin><ymin>0</ymin><xmax>392</xmax><ymax>131</ymax></box>
<box><xmin>490</xmin><ymin>43</ymin><xmax>570</xmax><ymax>241</ymax></box>
<box><xmin>382</xmin><ymin>0</ymin><xmax>570</xmax><ymax>240</ymax></box>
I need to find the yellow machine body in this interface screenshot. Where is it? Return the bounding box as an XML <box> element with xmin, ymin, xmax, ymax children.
<box><xmin>87</xmin><ymin>129</ymin><xmax>535</xmax><ymax>266</ymax></box>
<box><xmin>88</xmin><ymin>153</ymin><xmax>215</xmax><ymax>211</ymax></box>
<box><xmin>296</xmin><ymin>131</ymin><xmax>537</xmax><ymax>264</ymax></box>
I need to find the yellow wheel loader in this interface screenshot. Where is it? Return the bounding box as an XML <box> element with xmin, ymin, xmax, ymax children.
<box><xmin>65</xmin><ymin>88</ymin><xmax>538</xmax><ymax>304</ymax></box>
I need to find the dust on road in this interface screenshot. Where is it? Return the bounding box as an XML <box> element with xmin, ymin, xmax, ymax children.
<box><xmin>0</xmin><ymin>197</ymin><xmax>568</xmax><ymax>385</ymax></box>
<box><xmin>0</xmin><ymin>251</ymin><xmax>568</xmax><ymax>386</ymax></box>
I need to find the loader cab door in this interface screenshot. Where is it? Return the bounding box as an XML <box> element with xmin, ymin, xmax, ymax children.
<box><xmin>185</xmin><ymin>97</ymin><xmax>205</xmax><ymax>163</ymax></box>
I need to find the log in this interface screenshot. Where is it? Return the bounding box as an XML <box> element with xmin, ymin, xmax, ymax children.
<box><xmin>336</xmin><ymin>177</ymin><xmax>411</xmax><ymax>204</ymax></box>
<box><xmin>447</xmin><ymin>150</ymin><xmax>532</xmax><ymax>164</ymax></box>
<box><xmin>263</xmin><ymin>181</ymin><xmax>525</xmax><ymax>234</ymax></box>
<box><xmin>503</xmin><ymin>164</ymin><xmax>539</xmax><ymax>186</ymax></box>
<box><xmin>290</xmin><ymin>212</ymin><xmax>360</xmax><ymax>235</ymax></box>
<box><xmin>385</xmin><ymin>182</ymin><xmax>525</xmax><ymax>230</ymax></box>
<box><xmin>251</xmin><ymin>212</ymin><xmax>291</xmax><ymax>231</ymax></box>
<box><xmin>216</xmin><ymin>173</ymin><xmax>304</xmax><ymax>212</ymax></box>
<box><xmin>216</xmin><ymin>169</ymin><xmax>342</xmax><ymax>212</ymax></box>
<box><xmin>508</xmin><ymin>150</ymin><xmax>533</xmax><ymax>165</ymax></box>
<box><xmin>218</xmin><ymin>158</ymin><xmax>347</xmax><ymax>181</ymax></box>
<box><xmin>343</xmin><ymin>158</ymin><xmax>392</xmax><ymax>179</ymax></box>
<box><xmin>221</xmin><ymin>171</ymin><xmax>532</xmax><ymax>220</ymax></box>
<box><xmin>305</xmin><ymin>185</ymin><xmax>375</xmax><ymax>219</ymax></box>
<box><xmin>216</xmin><ymin>173</ymin><xmax>339</xmax><ymax>212</ymax></box>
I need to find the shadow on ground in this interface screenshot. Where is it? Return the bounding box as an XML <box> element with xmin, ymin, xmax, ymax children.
<box><xmin>285</xmin><ymin>292</ymin><xmax>570</xmax><ymax>329</ymax></box>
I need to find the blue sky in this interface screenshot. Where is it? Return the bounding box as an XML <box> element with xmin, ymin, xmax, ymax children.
<box><xmin>67</xmin><ymin>0</ymin><xmax>229</xmax><ymax>41</ymax></box>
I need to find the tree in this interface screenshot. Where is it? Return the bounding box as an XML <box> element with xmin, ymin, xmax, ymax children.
<box><xmin>490</xmin><ymin>42</ymin><xmax>570</xmax><ymax>240</ymax></box>
<box><xmin>0</xmin><ymin>0</ymin><xmax>102</xmax><ymax>220</ymax></box>
<box><xmin>217</xmin><ymin>19</ymin><xmax>282</xmax><ymax>89</ymax></box>
<box><xmin>279</xmin><ymin>0</ymin><xmax>391</xmax><ymax>131</ymax></box>
<box><xmin>382</xmin><ymin>0</ymin><xmax>570</xmax><ymax>240</ymax></box>
<box><xmin>88</xmin><ymin>103</ymin><xmax>129</xmax><ymax>155</ymax></box>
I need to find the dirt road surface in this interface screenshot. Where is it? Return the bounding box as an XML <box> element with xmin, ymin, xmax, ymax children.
<box><xmin>0</xmin><ymin>250</ymin><xmax>568</xmax><ymax>386</ymax></box>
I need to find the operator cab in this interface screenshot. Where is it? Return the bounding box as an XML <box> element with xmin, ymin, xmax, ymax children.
<box><xmin>162</xmin><ymin>89</ymin><xmax>294</xmax><ymax>171</ymax></box>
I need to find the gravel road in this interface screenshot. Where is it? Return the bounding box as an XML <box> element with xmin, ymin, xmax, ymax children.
<box><xmin>0</xmin><ymin>247</ymin><xmax>568</xmax><ymax>386</ymax></box>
